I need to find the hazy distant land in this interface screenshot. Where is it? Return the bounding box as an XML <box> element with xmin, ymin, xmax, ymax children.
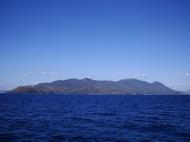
<box><xmin>10</xmin><ymin>78</ymin><xmax>181</xmax><ymax>95</ymax></box>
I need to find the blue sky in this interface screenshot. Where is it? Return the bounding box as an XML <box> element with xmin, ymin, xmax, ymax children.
<box><xmin>0</xmin><ymin>0</ymin><xmax>190</xmax><ymax>91</ymax></box>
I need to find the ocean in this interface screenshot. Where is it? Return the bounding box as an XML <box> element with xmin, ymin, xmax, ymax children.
<box><xmin>0</xmin><ymin>94</ymin><xmax>190</xmax><ymax>142</ymax></box>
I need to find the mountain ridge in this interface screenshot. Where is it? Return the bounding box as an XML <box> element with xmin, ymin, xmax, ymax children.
<box><xmin>10</xmin><ymin>78</ymin><xmax>179</xmax><ymax>95</ymax></box>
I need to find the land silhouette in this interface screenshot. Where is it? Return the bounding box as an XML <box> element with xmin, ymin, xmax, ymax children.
<box><xmin>11</xmin><ymin>78</ymin><xmax>179</xmax><ymax>95</ymax></box>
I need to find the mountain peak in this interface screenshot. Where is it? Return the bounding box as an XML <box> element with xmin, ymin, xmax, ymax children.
<box><xmin>82</xmin><ymin>78</ymin><xmax>94</xmax><ymax>81</ymax></box>
<box><xmin>152</xmin><ymin>81</ymin><xmax>164</xmax><ymax>86</ymax></box>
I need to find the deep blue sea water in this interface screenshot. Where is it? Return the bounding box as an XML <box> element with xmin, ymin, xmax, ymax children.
<box><xmin>0</xmin><ymin>94</ymin><xmax>190</xmax><ymax>142</ymax></box>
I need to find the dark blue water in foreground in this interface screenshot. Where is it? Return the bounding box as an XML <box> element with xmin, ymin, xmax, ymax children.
<box><xmin>0</xmin><ymin>94</ymin><xmax>190</xmax><ymax>142</ymax></box>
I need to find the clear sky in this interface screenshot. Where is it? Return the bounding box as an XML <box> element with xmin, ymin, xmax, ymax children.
<box><xmin>1</xmin><ymin>0</ymin><xmax>190</xmax><ymax>91</ymax></box>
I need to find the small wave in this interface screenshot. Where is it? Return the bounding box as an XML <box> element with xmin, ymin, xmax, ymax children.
<box><xmin>95</xmin><ymin>112</ymin><xmax>117</xmax><ymax>117</ymax></box>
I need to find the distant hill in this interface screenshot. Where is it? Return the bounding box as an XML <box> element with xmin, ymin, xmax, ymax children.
<box><xmin>10</xmin><ymin>78</ymin><xmax>179</xmax><ymax>95</ymax></box>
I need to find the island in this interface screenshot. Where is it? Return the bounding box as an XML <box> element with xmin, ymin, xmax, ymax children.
<box><xmin>10</xmin><ymin>78</ymin><xmax>179</xmax><ymax>95</ymax></box>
